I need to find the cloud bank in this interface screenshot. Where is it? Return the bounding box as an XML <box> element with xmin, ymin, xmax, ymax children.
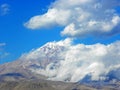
<box><xmin>24</xmin><ymin>0</ymin><xmax>120</xmax><ymax>37</ymax></box>
<box><xmin>20</xmin><ymin>39</ymin><xmax>120</xmax><ymax>82</ymax></box>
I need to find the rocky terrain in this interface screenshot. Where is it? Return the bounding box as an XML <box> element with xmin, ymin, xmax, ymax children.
<box><xmin>0</xmin><ymin>79</ymin><xmax>120</xmax><ymax>90</ymax></box>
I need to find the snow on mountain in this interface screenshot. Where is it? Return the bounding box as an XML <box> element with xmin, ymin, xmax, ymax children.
<box><xmin>19</xmin><ymin>38</ymin><xmax>71</xmax><ymax>68</ymax></box>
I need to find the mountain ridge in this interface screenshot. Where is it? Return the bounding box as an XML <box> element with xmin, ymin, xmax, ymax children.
<box><xmin>0</xmin><ymin>41</ymin><xmax>120</xmax><ymax>89</ymax></box>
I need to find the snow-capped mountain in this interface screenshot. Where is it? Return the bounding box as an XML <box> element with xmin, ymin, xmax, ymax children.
<box><xmin>0</xmin><ymin>39</ymin><xmax>120</xmax><ymax>86</ymax></box>
<box><xmin>19</xmin><ymin>41</ymin><xmax>67</xmax><ymax>69</ymax></box>
<box><xmin>0</xmin><ymin>40</ymin><xmax>68</xmax><ymax>81</ymax></box>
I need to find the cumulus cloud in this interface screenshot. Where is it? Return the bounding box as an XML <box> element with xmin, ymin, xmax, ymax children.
<box><xmin>20</xmin><ymin>39</ymin><xmax>120</xmax><ymax>82</ymax></box>
<box><xmin>24</xmin><ymin>0</ymin><xmax>120</xmax><ymax>37</ymax></box>
<box><xmin>0</xmin><ymin>4</ymin><xmax>10</xmax><ymax>16</ymax></box>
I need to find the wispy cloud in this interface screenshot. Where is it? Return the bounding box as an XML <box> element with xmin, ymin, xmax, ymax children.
<box><xmin>0</xmin><ymin>52</ymin><xmax>9</xmax><ymax>59</ymax></box>
<box><xmin>0</xmin><ymin>4</ymin><xmax>10</xmax><ymax>16</ymax></box>
<box><xmin>24</xmin><ymin>0</ymin><xmax>120</xmax><ymax>37</ymax></box>
<box><xmin>0</xmin><ymin>43</ymin><xmax>6</xmax><ymax>47</ymax></box>
<box><xmin>0</xmin><ymin>43</ymin><xmax>9</xmax><ymax>63</ymax></box>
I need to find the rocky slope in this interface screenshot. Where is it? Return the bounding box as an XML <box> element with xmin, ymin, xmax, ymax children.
<box><xmin>0</xmin><ymin>80</ymin><xmax>120</xmax><ymax>90</ymax></box>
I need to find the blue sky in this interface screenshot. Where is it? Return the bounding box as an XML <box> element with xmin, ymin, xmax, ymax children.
<box><xmin>0</xmin><ymin>0</ymin><xmax>58</xmax><ymax>63</ymax></box>
<box><xmin>0</xmin><ymin>0</ymin><xmax>120</xmax><ymax>64</ymax></box>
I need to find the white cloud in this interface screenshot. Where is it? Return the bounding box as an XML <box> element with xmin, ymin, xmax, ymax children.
<box><xmin>24</xmin><ymin>0</ymin><xmax>120</xmax><ymax>37</ymax></box>
<box><xmin>0</xmin><ymin>4</ymin><xmax>10</xmax><ymax>16</ymax></box>
<box><xmin>22</xmin><ymin>0</ymin><xmax>120</xmax><ymax>82</ymax></box>
<box><xmin>20</xmin><ymin>39</ymin><xmax>120</xmax><ymax>82</ymax></box>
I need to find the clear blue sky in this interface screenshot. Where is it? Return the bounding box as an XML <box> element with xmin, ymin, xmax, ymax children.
<box><xmin>0</xmin><ymin>0</ymin><xmax>120</xmax><ymax>64</ymax></box>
